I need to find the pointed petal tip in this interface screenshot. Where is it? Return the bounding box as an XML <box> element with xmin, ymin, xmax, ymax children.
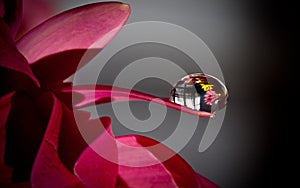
<box><xmin>119</xmin><ymin>3</ymin><xmax>130</xmax><ymax>11</ymax></box>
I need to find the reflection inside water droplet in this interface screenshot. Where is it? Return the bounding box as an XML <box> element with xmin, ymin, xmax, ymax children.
<box><xmin>169</xmin><ymin>73</ymin><xmax>228</xmax><ymax>113</ymax></box>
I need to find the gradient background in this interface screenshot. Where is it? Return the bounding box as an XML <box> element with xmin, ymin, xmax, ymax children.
<box><xmin>32</xmin><ymin>0</ymin><xmax>296</xmax><ymax>187</ymax></box>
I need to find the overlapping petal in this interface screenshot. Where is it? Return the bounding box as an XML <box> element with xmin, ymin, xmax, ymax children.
<box><xmin>115</xmin><ymin>135</ymin><xmax>215</xmax><ymax>188</ymax></box>
<box><xmin>0</xmin><ymin>0</ymin><xmax>22</xmax><ymax>38</ymax></box>
<box><xmin>30</xmin><ymin>93</ymin><xmax>84</xmax><ymax>188</ymax></box>
<box><xmin>4</xmin><ymin>91</ymin><xmax>49</xmax><ymax>182</ymax></box>
<box><xmin>0</xmin><ymin>18</ymin><xmax>40</xmax><ymax>94</ymax></box>
<box><xmin>16</xmin><ymin>2</ymin><xmax>130</xmax><ymax>88</ymax></box>
<box><xmin>0</xmin><ymin>92</ymin><xmax>14</xmax><ymax>184</ymax></box>
<box><xmin>1</xmin><ymin>1</ymin><xmax>220</xmax><ymax>187</ymax></box>
<box><xmin>16</xmin><ymin>0</ymin><xmax>54</xmax><ymax>40</ymax></box>
<box><xmin>74</xmin><ymin>117</ymin><xmax>118</xmax><ymax>188</ymax></box>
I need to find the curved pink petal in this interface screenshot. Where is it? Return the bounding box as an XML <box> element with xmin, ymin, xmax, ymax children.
<box><xmin>74</xmin><ymin>117</ymin><xmax>118</xmax><ymax>188</ymax></box>
<box><xmin>57</xmin><ymin>109</ymin><xmax>109</xmax><ymax>172</ymax></box>
<box><xmin>59</xmin><ymin>85</ymin><xmax>213</xmax><ymax>118</ymax></box>
<box><xmin>17</xmin><ymin>2</ymin><xmax>130</xmax><ymax>87</ymax></box>
<box><xmin>0</xmin><ymin>0</ymin><xmax>22</xmax><ymax>38</ymax></box>
<box><xmin>0</xmin><ymin>18</ymin><xmax>40</xmax><ymax>93</ymax></box>
<box><xmin>31</xmin><ymin>93</ymin><xmax>84</xmax><ymax>187</ymax></box>
<box><xmin>116</xmin><ymin>135</ymin><xmax>202</xmax><ymax>187</ymax></box>
<box><xmin>116</xmin><ymin>136</ymin><xmax>178</xmax><ymax>187</ymax></box>
<box><xmin>0</xmin><ymin>92</ymin><xmax>14</xmax><ymax>184</ymax></box>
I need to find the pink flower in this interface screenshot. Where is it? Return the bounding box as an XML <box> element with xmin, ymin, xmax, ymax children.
<box><xmin>0</xmin><ymin>1</ymin><xmax>219</xmax><ymax>187</ymax></box>
<box><xmin>204</xmin><ymin>90</ymin><xmax>219</xmax><ymax>106</ymax></box>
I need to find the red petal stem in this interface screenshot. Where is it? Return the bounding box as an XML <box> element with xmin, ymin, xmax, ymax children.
<box><xmin>60</xmin><ymin>85</ymin><xmax>213</xmax><ymax>117</ymax></box>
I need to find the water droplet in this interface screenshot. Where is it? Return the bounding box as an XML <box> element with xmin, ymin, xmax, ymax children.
<box><xmin>169</xmin><ymin>73</ymin><xmax>228</xmax><ymax>113</ymax></box>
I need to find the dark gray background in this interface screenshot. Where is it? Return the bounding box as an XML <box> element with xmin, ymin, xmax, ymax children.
<box><xmin>45</xmin><ymin>0</ymin><xmax>296</xmax><ymax>187</ymax></box>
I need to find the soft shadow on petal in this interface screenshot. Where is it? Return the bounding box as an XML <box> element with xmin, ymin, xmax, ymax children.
<box><xmin>0</xmin><ymin>0</ymin><xmax>22</xmax><ymax>38</ymax></box>
<box><xmin>30</xmin><ymin>49</ymin><xmax>100</xmax><ymax>89</ymax></box>
<box><xmin>0</xmin><ymin>181</ymin><xmax>31</xmax><ymax>188</ymax></box>
<box><xmin>0</xmin><ymin>92</ymin><xmax>14</xmax><ymax>184</ymax></box>
<box><xmin>0</xmin><ymin>18</ymin><xmax>40</xmax><ymax>94</ymax></box>
<box><xmin>17</xmin><ymin>2</ymin><xmax>130</xmax><ymax>87</ymax></box>
<box><xmin>74</xmin><ymin>117</ymin><xmax>118</xmax><ymax>188</ymax></box>
<box><xmin>4</xmin><ymin>91</ymin><xmax>47</xmax><ymax>182</ymax></box>
<box><xmin>30</xmin><ymin>93</ymin><xmax>84</xmax><ymax>188</ymax></box>
<box><xmin>57</xmin><ymin>108</ymin><xmax>105</xmax><ymax>172</ymax></box>
<box><xmin>16</xmin><ymin>0</ymin><xmax>54</xmax><ymax>40</ymax></box>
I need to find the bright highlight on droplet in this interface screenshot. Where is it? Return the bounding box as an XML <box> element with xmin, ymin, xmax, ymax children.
<box><xmin>169</xmin><ymin>73</ymin><xmax>228</xmax><ymax>113</ymax></box>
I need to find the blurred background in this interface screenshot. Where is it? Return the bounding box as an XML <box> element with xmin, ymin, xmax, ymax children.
<box><xmin>21</xmin><ymin>0</ymin><xmax>296</xmax><ymax>187</ymax></box>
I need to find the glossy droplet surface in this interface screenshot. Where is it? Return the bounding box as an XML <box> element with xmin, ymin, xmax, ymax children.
<box><xmin>170</xmin><ymin>73</ymin><xmax>228</xmax><ymax>113</ymax></box>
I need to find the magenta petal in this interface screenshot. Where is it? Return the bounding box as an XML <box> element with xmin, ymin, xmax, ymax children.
<box><xmin>135</xmin><ymin>136</ymin><xmax>218</xmax><ymax>187</ymax></box>
<box><xmin>16</xmin><ymin>0</ymin><xmax>54</xmax><ymax>40</ymax></box>
<box><xmin>0</xmin><ymin>92</ymin><xmax>14</xmax><ymax>184</ymax></box>
<box><xmin>195</xmin><ymin>173</ymin><xmax>219</xmax><ymax>188</ymax></box>
<box><xmin>116</xmin><ymin>136</ymin><xmax>179</xmax><ymax>187</ymax></box>
<box><xmin>74</xmin><ymin>117</ymin><xmax>118</xmax><ymax>188</ymax></box>
<box><xmin>116</xmin><ymin>135</ymin><xmax>219</xmax><ymax>188</ymax></box>
<box><xmin>57</xmin><ymin>108</ymin><xmax>107</xmax><ymax>172</ymax></box>
<box><xmin>0</xmin><ymin>0</ymin><xmax>22</xmax><ymax>38</ymax></box>
<box><xmin>17</xmin><ymin>2</ymin><xmax>130</xmax><ymax>87</ymax></box>
<box><xmin>31</xmin><ymin>94</ymin><xmax>83</xmax><ymax>187</ymax></box>
<box><xmin>61</xmin><ymin>85</ymin><xmax>213</xmax><ymax>117</ymax></box>
<box><xmin>0</xmin><ymin>18</ymin><xmax>40</xmax><ymax>93</ymax></box>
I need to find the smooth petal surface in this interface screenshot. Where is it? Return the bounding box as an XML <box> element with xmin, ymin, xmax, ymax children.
<box><xmin>116</xmin><ymin>135</ymin><xmax>208</xmax><ymax>187</ymax></box>
<box><xmin>31</xmin><ymin>93</ymin><xmax>84</xmax><ymax>188</ymax></box>
<box><xmin>0</xmin><ymin>92</ymin><xmax>14</xmax><ymax>184</ymax></box>
<box><xmin>0</xmin><ymin>18</ymin><xmax>40</xmax><ymax>94</ymax></box>
<box><xmin>116</xmin><ymin>136</ymin><xmax>178</xmax><ymax>187</ymax></box>
<box><xmin>135</xmin><ymin>136</ymin><xmax>218</xmax><ymax>188</ymax></box>
<box><xmin>17</xmin><ymin>2</ymin><xmax>130</xmax><ymax>87</ymax></box>
<box><xmin>60</xmin><ymin>85</ymin><xmax>213</xmax><ymax>117</ymax></box>
<box><xmin>74</xmin><ymin>117</ymin><xmax>118</xmax><ymax>188</ymax></box>
<box><xmin>0</xmin><ymin>0</ymin><xmax>22</xmax><ymax>38</ymax></box>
